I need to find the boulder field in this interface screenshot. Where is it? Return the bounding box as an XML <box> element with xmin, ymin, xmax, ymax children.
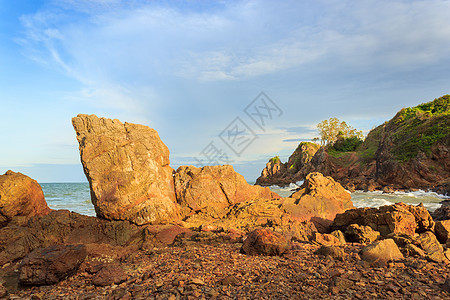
<box><xmin>0</xmin><ymin>114</ymin><xmax>449</xmax><ymax>298</ymax></box>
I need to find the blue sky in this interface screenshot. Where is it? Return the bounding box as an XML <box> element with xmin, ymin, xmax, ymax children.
<box><xmin>1</xmin><ymin>0</ymin><xmax>449</xmax><ymax>182</ymax></box>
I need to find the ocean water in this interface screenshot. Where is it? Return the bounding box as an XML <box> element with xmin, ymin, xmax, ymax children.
<box><xmin>41</xmin><ymin>182</ymin><xmax>449</xmax><ymax>217</ymax></box>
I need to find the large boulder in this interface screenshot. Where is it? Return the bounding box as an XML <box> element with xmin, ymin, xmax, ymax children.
<box><xmin>174</xmin><ymin>165</ymin><xmax>279</xmax><ymax>218</ymax></box>
<box><xmin>332</xmin><ymin>202</ymin><xmax>434</xmax><ymax>237</ymax></box>
<box><xmin>19</xmin><ymin>244</ymin><xmax>87</xmax><ymax>285</ymax></box>
<box><xmin>0</xmin><ymin>170</ymin><xmax>50</xmax><ymax>225</ymax></box>
<box><xmin>72</xmin><ymin>114</ymin><xmax>180</xmax><ymax>225</ymax></box>
<box><xmin>435</xmin><ymin>220</ymin><xmax>450</xmax><ymax>244</ymax></box>
<box><xmin>282</xmin><ymin>172</ymin><xmax>353</xmax><ymax>231</ymax></box>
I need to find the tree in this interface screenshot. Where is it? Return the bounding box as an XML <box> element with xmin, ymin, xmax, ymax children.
<box><xmin>316</xmin><ymin>117</ymin><xmax>363</xmax><ymax>145</ymax></box>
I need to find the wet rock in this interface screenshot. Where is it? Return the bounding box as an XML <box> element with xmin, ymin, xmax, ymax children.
<box><xmin>72</xmin><ymin>114</ymin><xmax>180</xmax><ymax>225</ymax></box>
<box><xmin>242</xmin><ymin>228</ymin><xmax>290</xmax><ymax>256</ymax></box>
<box><xmin>360</xmin><ymin>239</ymin><xmax>404</xmax><ymax>266</ymax></box>
<box><xmin>0</xmin><ymin>171</ymin><xmax>50</xmax><ymax>226</ymax></box>
<box><xmin>19</xmin><ymin>244</ymin><xmax>87</xmax><ymax>285</ymax></box>
<box><xmin>92</xmin><ymin>264</ymin><xmax>127</xmax><ymax>286</ymax></box>
<box><xmin>345</xmin><ymin>224</ymin><xmax>380</xmax><ymax>244</ymax></box>
<box><xmin>314</xmin><ymin>245</ymin><xmax>346</xmax><ymax>261</ymax></box>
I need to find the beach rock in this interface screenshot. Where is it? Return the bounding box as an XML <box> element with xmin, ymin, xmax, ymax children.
<box><xmin>416</xmin><ymin>231</ymin><xmax>448</xmax><ymax>263</ymax></box>
<box><xmin>332</xmin><ymin>203</ymin><xmax>432</xmax><ymax>237</ymax></box>
<box><xmin>19</xmin><ymin>244</ymin><xmax>87</xmax><ymax>285</ymax></box>
<box><xmin>443</xmin><ymin>278</ymin><xmax>450</xmax><ymax>292</ymax></box>
<box><xmin>405</xmin><ymin>244</ymin><xmax>426</xmax><ymax>257</ymax></box>
<box><xmin>72</xmin><ymin>114</ymin><xmax>179</xmax><ymax>225</ymax></box>
<box><xmin>314</xmin><ymin>245</ymin><xmax>346</xmax><ymax>261</ymax></box>
<box><xmin>330</xmin><ymin>230</ymin><xmax>347</xmax><ymax>244</ymax></box>
<box><xmin>282</xmin><ymin>172</ymin><xmax>353</xmax><ymax>231</ymax></box>
<box><xmin>174</xmin><ymin>165</ymin><xmax>279</xmax><ymax>218</ymax></box>
<box><xmin>0</xmin><ymin>170</ymin><xmax>50</xmax><ymax>225</ymax></box>
<box><xmin>435</xmin><ymin>220</ymin><xmax>450</xmax><ymax>244</ymax></box>
<box><xmin>242</xmin><ymin>228</ymin><xmax>290</xmax><ymax>256</ymax></box>
<box><xmin>311</xmin><ymin>232</ymin><xmax>343</xmax><ymax>246</ymax></box>
<box><xmin>0</xmin><ymin>210</ymin><xmax>146</xmax><ymax>265</ymax></box>
<box><xmin>92</xmin><ymin>264</ymin><xmax>127</xmax><ymax>286</ymax></box>
<box><xmin>432</xmin><ymin>201</ymin><xmax>450</xmax><ymax>221</ymax></box>
<box><xmin>360</xmin><ymin>239</ymin><xmax>404</xmax><ymax>266</ymax></box>
<box><xmin>345</xmin><ymin>224</ymin><xmax>380</xmax><ymax>244</ymax></box>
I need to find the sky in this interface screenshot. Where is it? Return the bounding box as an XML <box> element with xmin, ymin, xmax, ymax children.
<box><xmin>1</xmin><ymin>0</ymin><xmax>449</xmax><ymax>183</ymax></box>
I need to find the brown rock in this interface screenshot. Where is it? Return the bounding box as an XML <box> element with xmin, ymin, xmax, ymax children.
<box><xmin>435</xmin><ymin>220</ymin><xmax>450</xmax><ymax>244</ymax></box>
<box><xmin>330</xmin><ymin>230</ymin><xmax>346</xmax><ymax>244</ymax></box>
<box><xmin>345</xmin><ymin>224</ymin><xmax>380</xmax><ymax>244</ymax></box>
<box><xmin>314</xmin><ymin>245</ymin><xmax>346</xmax><ymax>261</ymax></box>
<box><xmin>360</xmin><ymin>239</ymin><xmax>404</xmax><ymax>266</ymax></box>
<box><xmin>174</xmin><ymin>165</ymin><xmax>279</xmax><ymax>218</ymax></box>
<box><xmin>443</xmin><ymin>278</ymin><xmax>450</xmax><ymax>292</ymax></box>
<box><xmin>0</xmin><ymin>283</ymin><xmax>6</xmax><ymax>298</ymax></box>
<box><xmin>19</xmin><ymin>244</ymin><xmax>87</xmax><ymax>285</ymax></box>
<box><xmin>416</xmin><ymin>231</ymin><xmax>448</xmax><ymax>263</ymax></box>
<box><xmin>0</xmin><ymin>210</ymin><xmax>145</xmax><ymax>265</ymax></box>
<box><xmin>405</xmin><ymin>243</ymin><xmax>426</xmax><ymax>257</ymax></box>
<box><xmin>242</xmin><ymin>228</ymin><xmax>290</xmax><ymax>256</ymax></box>
<box><xmin>0</xmin><ymin>171</ymin><xmax>50</xmax><ymax>225</ymax></box>
<box><xmin>92</xmin><ymin>264</ymin><xmax>127</xmax><ymax>286</ymax></box>
<box><xmin>72</xmin><ymin>114</ymin><xmax>180</xmax><ymax>225</ymax></box>
<box><xmin>312</xmin><ymin>232</ymin><xmax>343</xmax><ymax>246</ymax></box>
<box><xmin>332</xmin><ymin>203</ymin><xmax>431</xmax><ymax>237</ymax></box>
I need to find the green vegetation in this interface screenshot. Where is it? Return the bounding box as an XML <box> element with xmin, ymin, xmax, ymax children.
<box><xmin>356</xmin><ymin>124</ymin><xmax>384</xmax><ymax>163</ymax></box>
<box><xmin>391</xmin><ymin>95</ymin><xmax>450</xmax><ymax>162</ymax></box>
<box><xmin>316</xmin><ymin>117</ymin><xmax>364</xmax><ymax>145</ymax></box>
<box><xmin>332</xmin><ymin>136</ymin><xmax>363</xmax><ymax>152</ymax></box>
<box><xmin>270</xmin><ymin>156</ymin><xmax>281</xmax><ymax>163</ymax></box>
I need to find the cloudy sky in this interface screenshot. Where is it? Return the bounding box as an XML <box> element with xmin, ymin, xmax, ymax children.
<box><xmin>1</xmin><ymin>0</ymin><xmax>449</xmax><ymax>182</ymax></box>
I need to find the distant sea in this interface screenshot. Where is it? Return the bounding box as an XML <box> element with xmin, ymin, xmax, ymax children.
<box><xmin>41</xmin><ymin>182</ymin><xmax>449</xmax><ymax>217</ymax></box>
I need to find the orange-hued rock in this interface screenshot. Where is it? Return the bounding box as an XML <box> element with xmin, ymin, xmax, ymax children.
<box><xmin>242</xmin><ymin>228</ymin><xmax>290</xmax><ymax>256</ymax></box>
<box><xmin>332</xmin><ymin>202</ymin><xmax>434</xmax><ymax>237</ymax></box>
<box><xmin>174</xmin><ymin>165</ymin><xmax>279</xmax><ymax>218</ymax></box>
<box><xmin>0</xmin><ymin>170</ymin><xmax>50</xmax><ymax>224</ymax></box>
<box><xmin>360</xmin><ymin>239</ymin><xmax>404</xmax><ymax>266</ymax></box>
<box><xmin>282</xmin><ymin>172</ymin><xmax>353</xmax><ymax>231</ymax></box>
<box><xmin>72</xmin><ymin>114</ymin><xmax>179</xmax><ymax>225</ymax></box>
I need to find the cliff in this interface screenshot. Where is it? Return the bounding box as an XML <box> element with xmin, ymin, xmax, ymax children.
<box><xmin>256</xmin><ymin>95</ymin><xmax>450</xmax><ymax>193</ymax></box>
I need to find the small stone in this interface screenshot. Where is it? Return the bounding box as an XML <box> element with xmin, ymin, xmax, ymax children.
<box><xmin>218</xmin><ymin>275</ymin><xmax>239</xmax><ymax>286</ymax></box>
<box><xmin>191</xmin><ymin>278</ymin><xmax>205</xmax><ymax>285</ymax></box>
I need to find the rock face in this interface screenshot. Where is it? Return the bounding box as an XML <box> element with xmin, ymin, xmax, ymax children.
<box><xmin>19</xmin><ymin>244</ymin><xmax>87</xmax><ymax>285</ymax></box>
<box><xmin>242</xmin><ymin>228</ymin><xmax>290</xmax><ymax>256</ymax></box>
<box><xmin>360</xmin><ymin>239</ymin><xmax>404</xmax><ymax>266</ymax></box>
<box><xmin>174</xmin><ymin>165</ymin><xmax>279</xmax><ymax>219</ymax></box>
<box><xmin>332</xmin><ymin>203</ymin><xmax>434</xmax><ymax>237</ymax></box>
<box><xmin>72</xmin><ymin>114</ymin><xmax>180</xmax><ymax>225</ymax></box>
<box><xmin>255</xmin><ymin>95</ymin><xmax>450</xmax><ymax>193</ymax></box>
<box><xmin>0</xmin><ymin>170</ymin><xmax>50</xmax><ymax>225</ymax></box>
<box><xmin>256</xmin><ymin>142</ymin><xmax>320</xmax><ymax>186</ymax></box>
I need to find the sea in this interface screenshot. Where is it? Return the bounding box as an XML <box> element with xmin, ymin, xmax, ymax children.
<box><xmin>41</xmin><ymin>182</ymin><xmax>449</xmax><ymax>217</ymax></box>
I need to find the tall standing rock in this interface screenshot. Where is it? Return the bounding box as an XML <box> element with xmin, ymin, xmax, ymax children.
<box><xmin>0</xmin><ymin>170</ymin><xmax>50</xmax><ymax>225</ymax></box>
<box><xmin>72</xmin><ymin>114</ymin><xmax>179</xmax><ymax>225</ymax></box>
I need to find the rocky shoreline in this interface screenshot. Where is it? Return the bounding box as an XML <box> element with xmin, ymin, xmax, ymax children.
<box><xmin>0</xmin><ymin>114</ymin><xmax>449</xmax><ymax>299</ymax></box>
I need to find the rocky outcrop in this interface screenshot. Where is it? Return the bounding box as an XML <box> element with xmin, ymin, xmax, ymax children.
<box><xmin>435</xmin><ymin>220</ymin><xmax>450</xmax><ymax>244</ymax></box>
<box><xmin>282</xmin><ymin>172</ymin><xmax>353</xmax><ymax>231</ymax></box>
<box><xmin>0</xmin><ymin>170</ymin><xmax>50</xmax><ymax>225</ymax></box>
<box><xmin>174</xmin><ymin>165</ymin><xmax>279</xmax><ymax>219</ymax></box>
<box><xmin>256</xmin><ymin>95</ymin><xmax>450</xmax><ymax>193</ymax></box>
<box><xmin>19</xmin><ymin>244</ymin><xmax>87</xmax><ymax>285</ymax></box>
<box><xmin>256</xmin><ymin>142</ymin><xmax>320</xmax><ymax>186</ymax></box>
<box><xmin>241</xmin><ymin>228</ymin><xmax>290</xmax><ymax>256</ymax></box>
<box><xmin>432</xmin><ymin>200</ymin><xmax>450</xmax><ymax>221</ymax></box>
<box><xmin>72</xmin><ymin>114</ymin><xmax>180</xmax><ymax>225</ymax></box>
<box><xmin>332</xmin><ymin>202</ymin><xmax>434</xmax><ymax>237</ymax></box>
<box><xmin>345</xmin><ymin>224</ymin><xmax>380</xmax><ymax>244</ymax></box>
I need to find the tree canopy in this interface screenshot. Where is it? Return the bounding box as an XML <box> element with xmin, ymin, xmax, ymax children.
<box><xmin>316</xmin><ymin>117</ymin><xmax>363</xmax><ymax>145</ymax></box>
